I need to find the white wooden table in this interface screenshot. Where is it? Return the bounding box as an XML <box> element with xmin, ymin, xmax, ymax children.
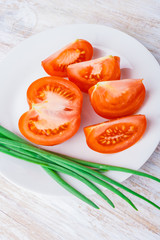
<box><xmin>0</xmin><ymin>1</ymin><xmax>160</xmax><ymax>239</ymax></box>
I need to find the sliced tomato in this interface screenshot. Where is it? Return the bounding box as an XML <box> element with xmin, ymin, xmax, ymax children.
<box><xmin>67</xmin><ymin>56</ymin><xmax>121</xmax><ymax>93</ymax></box>
<box><xmin>42</xmin><ymin>39</ymin><xmax>93</xmax><ymax>77</ymax></box>
<box><xmin>84</xmin><ymin>115</ymin><xmax>146</xmax><ymax>153</ymax></box>
<box><xmin>89</xmin><ymin>79</ymin><xmax>145</xmax><ymax>119</ymax></box>
<box><xmin>19</xmin><ymin>76</ymin><xmax>83</xmax><ymax>146</ymax></box>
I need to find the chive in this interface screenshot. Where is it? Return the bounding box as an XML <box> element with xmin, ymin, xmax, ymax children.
<box><xmin>1</xmin><ymin>126</ymin><xmax>159</xmax><ymax>183</ymax></box>
<box><xmin>11</xmin><ymin>145</ymin><xmax>53</xmax><ymax>164</ymax></box>
<box><xmin>0</xmin><ymin>126</ymin><xmax>28</xmax><ymax>144</ymax></box>
<box><xmin>0</xmin><ymin>144</ymin><xmax>114</xmax><ymax>208</ymax></box>
<box><xmin>61</xmin><ymin>161</ymin><xmax>160</xmax><ymax>210</ymax></box>
<box><xmin>0</xmin><ymin>126</ymin><xmax>102</xmax><ymax>170</ymax></box>
<box><xmin>43</xmin><ymin>156</ymin><xmax>160</xmax><ymax>210</ymax></box>
<box><xmin>57</xmin><ymin>163</ymin><xmax>138</xmax><ymax>210</ymax></box>
<box><xmin>66</xmin><ymin>157</ymin><xmax>160</xmax><ymax>182</ymax></box>
<box><xmin>46</xmin><ymin>165</ymin><xmax>115</xmax><ymax>208</ymax></box>
<box><xmin>66</xmin><ymin>159</ymin><xmax>160</xmax><ymax>210</ymax></box>
<box><xmin>95</xmin><ymin>174</ymin><xmax>160</xmax><ymax>210</ymax></box>
<box><xmin>95</xmin><ymin>169</ymin><xmax>108</xmax><ymax>173</ymax></box>
<box><xmin>0</xmin><ymin>127</ymin><xmax>99</xmax><ymax>169</ymax></box>
<box><xmin>0</xmin><ymin>138</ymin><xmax>137</xmax><ymax>210</ymax></box>
<box><xmin>43</xmin><ymin>167</ymin><xmax>99</xmax><ymax>209</ymax></box>
<box><xmin>0</xmin><ymin>145</ymin><xmax>52</xmax><ymax>167</ymax></box>
<box><xmin>0</xmin><ymin>144</ymin><xmax>100</xmax><ymax>210</ymax></box>
<box><xmin>50</xmin><ymin>161</ymin><xmax>160</xmax><ymax>210</ymax></box>
<box><xmin>0</xmin><ymin>126</ymin><xmax>160</xmax><ymax>210</ymax></box>
<box><xmin>1</xmin><ymin>126</ymin><xmax>159</xmax><ymax>184</ymax></box>
<box><xmin>58</xmin><ymin>154</ymin><xmax>109</xmax><ymax>169</ymax></box>
<box><xmin>1</xmin><ymin>137</ymin><xmax>159</xmax><ymax>210</ymax></box>
<box><xmin>95</xmin><ymin>166</ymin><xmax>160</xmax><ymax>183</ymax></box>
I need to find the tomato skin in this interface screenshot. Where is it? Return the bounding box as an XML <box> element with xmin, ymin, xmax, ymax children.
<box><xmin>19</xmin><ymin>112</ymin><xmax>81</xmax><ymax>146</ymax></box>
<box><xmin>89</xmin><ymin>79</ymin><xmax>145</xmax><ymax>119</ymax></box>
<box><xmin>27</xmin><ymin>76</ymin><xmax>82</xmax><ymax>108</ymax></box>
<box><xmin>42</xmin><ymin>39</ymin><xmax>93</xmax><ymax>77</ymax></box>
<box><xmin>67</xmin><ymin>56</ymin><xmax>121</xmax><ymax>93</ymax></box>
<box><xmin>84</xmin><ymin>115</ymin><xmax>147</xmax><ymax>153</ymax></box>
<box><xmin>19</xmin><ymin>76</ymin><xmax>83</xmax><ymax>146</ymax></box>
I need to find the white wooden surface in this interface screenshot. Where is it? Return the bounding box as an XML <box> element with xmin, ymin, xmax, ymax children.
<box><xmin>0</xmin><ymin>1</ymin><xmax>160</xmax><ymax>239</ymax></box>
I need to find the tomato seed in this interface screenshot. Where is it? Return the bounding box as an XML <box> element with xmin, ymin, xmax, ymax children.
<box><xmin>81</xmin><ymin>51</ymin><xmax>85</xmax><ymax>54</ymax></box>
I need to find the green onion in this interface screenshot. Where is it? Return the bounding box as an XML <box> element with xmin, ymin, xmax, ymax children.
<box><xmin>43</xmin><ymin>168</ymin><xmax>99</xmax><ymax>209</ymax></box>
<box><xmin>0</xmin><ymin>126</ymin><xmax>28</xmax><ymax>143</ymax></box>
<box><xmin>44</xmin><ymin>165</ymin><xmax>115</xmax><ymax>208</ymax></box>
<box><xmin>0</xmin><ymin>125</ymin><xmax>160</xmax><ymax>210</ymax></box>
<box><xmin>0</xmin><ymin>125</ymin><xmax>159</xmax><ymax>182</ymax></box>
<box><xmin>63</xmin><ymin>156</ymin><xmax>160</xmax><ymax>183</ymax></box>
<box><xmin>56</xmin><ymin>163</ymin><xmax>138</xmax><ymax>210</ymax></box>
<box><xmin>1</xmin><ymin>126</ymin><xmax>158</xmax><ymax>183</ymax></box>
<box><xmin>0</xmin><ymin>144</ymin><xmax>114</xmax><ymax>208</ymax></box>
<box><xmin>54</xmin><ymin>160</ymin><xmax>160</xmax><ymax>210</ymax></box>
<box><xmin>0</xmin><ymin>137</ymin><xmax>137</xmax><ymax>209</ymax></box>
<box><xmin>97</xmin><ymin>174</ymin><xmax>160</xmax><ymax>210</ymax></box>
<box><xmin>0</xmin><ymin>143</ymin><xmax>99</xmax><ymax>209</ymax></box>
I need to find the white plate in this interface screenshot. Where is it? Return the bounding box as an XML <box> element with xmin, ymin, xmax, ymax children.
<box><xmin>0</xmin><ymin>24</ymin><xmax>160</xmax><ymax>196</ymax></box>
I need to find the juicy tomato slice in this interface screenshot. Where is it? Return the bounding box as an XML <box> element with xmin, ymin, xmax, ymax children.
<box><xmin>42</xmin><ymin>39</ymin><xmax>93</xmax><ymax>77</ymax></box>
<box><xmin>84</xmin><ymin>115</ymin><xmax>146</xmax><ymax>153</ymax></box>
<box><xmin>89</xmin><ymin>79</ymin><xmax>145</xmax><ymax>119</ymax></box>
<box><xmin>67</xmin><ymin>56</ymin><xmax>121</xmax><ymax>93</ymax></box>
<box><xmin>19</xmin><ymin>76</ymin><xmax>83</xmax><ymax>146</ymax></box>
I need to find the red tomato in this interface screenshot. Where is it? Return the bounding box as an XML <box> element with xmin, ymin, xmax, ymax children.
<box><xmin>42</xmin><ymin>39</ymin><xmax>93</xmax><ymax>77</ymax></box>
<box><xmin>67</xmin><ymin>56</ymin><xmax>121</xmax><ymax>93</ymax></box>
<box><xmin>19</xmin><ymin>77</ymin><xmax>83</xmax><ymax>146</ymax></box>
<box><xmin>89</xmin><ymin>79</ymin><xmax>145</xmax><ymax>119</ymax></box>
<box><xmin>84</xmin><ymin>115</ymin><xmax>146</xmax><ymax>153</ymax></box>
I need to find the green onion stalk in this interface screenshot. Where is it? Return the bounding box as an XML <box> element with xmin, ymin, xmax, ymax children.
<box><xmin>0</xmin><ymin>125</ymin><xmax>159</xmax><ymax>210</ymax></box>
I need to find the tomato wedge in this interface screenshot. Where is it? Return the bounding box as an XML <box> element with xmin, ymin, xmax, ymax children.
<box><xmin>84</xmin><ymin>115</ymin><xmax>146</xmax><ymax>153</ymax></box>
<box><xmin>42</xmin><ymin>39</ymin><xmax>93</xmax><ymax>77</ymax></box>
<box><xmin>89</xmin><ymin>79</ymin><xmax>145</xmax><ymax>119</ymax></box>
<box><xmin>67</xmin><ymin>56</ymin><xmax>121</xmax><ymax>93</ymax></box>
<box><xmin>19</xmin><ymin>77</ymin><xmax>83</xmax><ymax>146</ymax></box>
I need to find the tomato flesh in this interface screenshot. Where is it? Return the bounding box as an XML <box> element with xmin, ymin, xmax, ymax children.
<box><xmin>42</xmin><ymin>39</ymin><xmax>93</xmax><ymax>77</ymax></box>
<box><xmin>84</xmin><ymin>115</ymin><xmax>146</xmax><ymax>153</ymax></box>
<box><xmin>19</xmin><ymin>77</ymin><xmax>83</xmax><ymax>146</ymax></box>
<box><xmin>67</xmin><ymin>56</ymin><xmax>121</xmax><ymax>92</ymax></box>
<box><xmin>89</xmin><ymin>79</ymin><xmax>145</xmax><ymax>118</ymax></box>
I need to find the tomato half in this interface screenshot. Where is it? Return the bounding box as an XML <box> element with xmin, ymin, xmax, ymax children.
<box><xmin>84</xmin><ymin>115</ymin><xmax>146</xmax><ymax>153</ymax></box>
<box><xmin>19</xmin><ymin>77</ymin><xmax>83</xmax><ymax>146</ymax></box>
<box><xmin>42</xmin><ymin>39</ymin><xmax>93</xmax><ymax>77</ymax></box>
<box><xmin>67</xmin><ymin>56</ymin><xmax>121</xmax><ymax>93</ymax></box>
<box><xmin>89</xmin><ymin>79</ymin><xmax>145</xmax><ymax>119</ymax></box>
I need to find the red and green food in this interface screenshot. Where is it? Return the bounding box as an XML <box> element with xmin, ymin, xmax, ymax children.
<box><xmin>42</xmin><ymin>39</ymin><xmax>93</xmax><ymax>77</ymax></box>
<box><xmin>0</xmin><ymin>125</ymin><xmax>159</xmax><ymax>211</ymax></box>
<box><xmin>89</xmin><ymin>79</ymin><xmax>145</xmax><ymax>119</ymax></box>
<box><xmin>84</xmin><ymin>115</ymin><xmax>147</xmax><ymax>153</ymax></box>
<box><xmin>67</xmin><ymin>55</ymin><xmax>121</xmax><ymax>92</ymax></box>
<box><xmin>19</xmin><ymin>76</ymin><xmax>83</xmax><ymax>146</ymax></box>
<box><xmin>0</xmin><ymin>36</ymin><xmax>158</xmax><ymax>211</ymax></box>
